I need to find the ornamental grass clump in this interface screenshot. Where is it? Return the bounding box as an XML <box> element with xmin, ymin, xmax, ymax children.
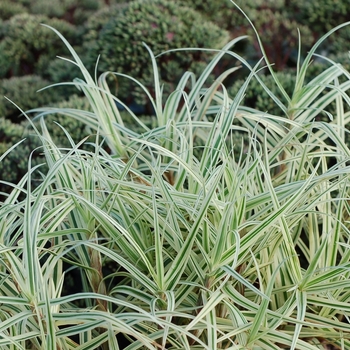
<box><xmin>1</xmin><ymin>7</ymin><xmax>350</xmax><ymax>350</ymax></box>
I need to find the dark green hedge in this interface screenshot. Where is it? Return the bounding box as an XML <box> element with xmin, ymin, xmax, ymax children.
<box><xmin>83</xmin><ymin>0</ymin><xmax>229</xmax><ymax>105</ymax></box>
<box><xmin>0</xmin><ymin>13</ymin><xmax>77</xmax><ymax>78</ymax></box>
<box><xmin>0</xmin><ymin>75</ymin><xmax>63</xmax><ymax>121</ymax></box>
<box><xmin>0</xmin><ymin>95</ymin><xmax>91</xmax><ymax>195</ymax></box>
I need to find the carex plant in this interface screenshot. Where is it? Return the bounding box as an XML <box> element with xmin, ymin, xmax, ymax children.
<box><xmin>1</xmin><ymin>8</ymin><xmax>350</xmax><ymax>350</ymax></box>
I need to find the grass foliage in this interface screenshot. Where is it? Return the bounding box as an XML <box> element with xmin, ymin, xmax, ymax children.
<box><xmin>1</xmin><ymin>8</ymin><xmax>350</xmax><ymax>350</ymax></box>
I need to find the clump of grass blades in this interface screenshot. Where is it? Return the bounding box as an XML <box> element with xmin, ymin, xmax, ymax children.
<box><xmin>1</xmin><ymin>9</ymin><xmax>350</xmax><ymax>350</ymax></box>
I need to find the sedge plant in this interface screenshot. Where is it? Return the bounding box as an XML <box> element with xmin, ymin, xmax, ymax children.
<box><xmin>1</xmin><ymin>7</ymin><xmax>350</xmax><ymax>349</ymax></box>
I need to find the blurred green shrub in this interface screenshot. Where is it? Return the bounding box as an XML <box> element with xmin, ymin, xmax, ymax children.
<box><xmin>37</xmin><ymin>94</ymin><xmax>91</xmax><ymax>146</ymax></box>
<box><xmin>29</xmin><ymin>0</ymin><xmax>106</xmax><ymax>25</ymax></box>
<box><xmin>83</xmin><ymin>0</ymin><xmax>229</xmax><ymax>106</ymax></box>
<box><xmin>0</xmin><ymin>0</ymin><xmax>28</xmax><ymax>20</ymax></box>
<box><xmin>294</xmin><ymin>0</ymin><xmax>350</xmax><ymax>56</ymax></box>
<box><xmin>0</xmin><ymin>75</ymin><xmax>63</xmax><ymax>121</ymax></box>
<box><xmin>247</xmin><ymin>8</ymin><xmax>313</xmax><ymax>69</ymax></box>
<box><xmin>185</xmin><ymin>0</ymin><xmax>313</xmax><ymax>70</ymax></box>
<box><xmin>0</xmin><ymin>13</ymin><xmax>77</xmax><ymax>78</ymax></box>
<box><xmin>324</xmin><ymin>26</ymin><xmax>350</xmax><ymax>56</ymax></box>
<box><xmin>108</xmin><ymin>0</ymin><xmax>130</xmax><ymax>4</ymax></box>
<box><xmin>0</xmin><ymin>0</ymin><xmax>108</xmax><ymax>24</ymax></box>
<box><xmin>0</xmin><ymin>118</ymin><xmax>42</xmax><ymax>195</ymax></box>
<box><xmin>297</xmin><ymin>0</ymin><xmax>350</xmax><ymax>33</ymax></box>
<box><xmin>44</xmin><ymin>58</ymin><xmax>84</xmax><ymax>99</ymax></box>
<box><xmin>0</xmin><ymin>94</ymin><xmax>92</xmax><ymax>196</ymax></box>
<box><xmin>180</xmin><ymin>0</ymin><xmax>255</xmax><ymax>31</ymax></box>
